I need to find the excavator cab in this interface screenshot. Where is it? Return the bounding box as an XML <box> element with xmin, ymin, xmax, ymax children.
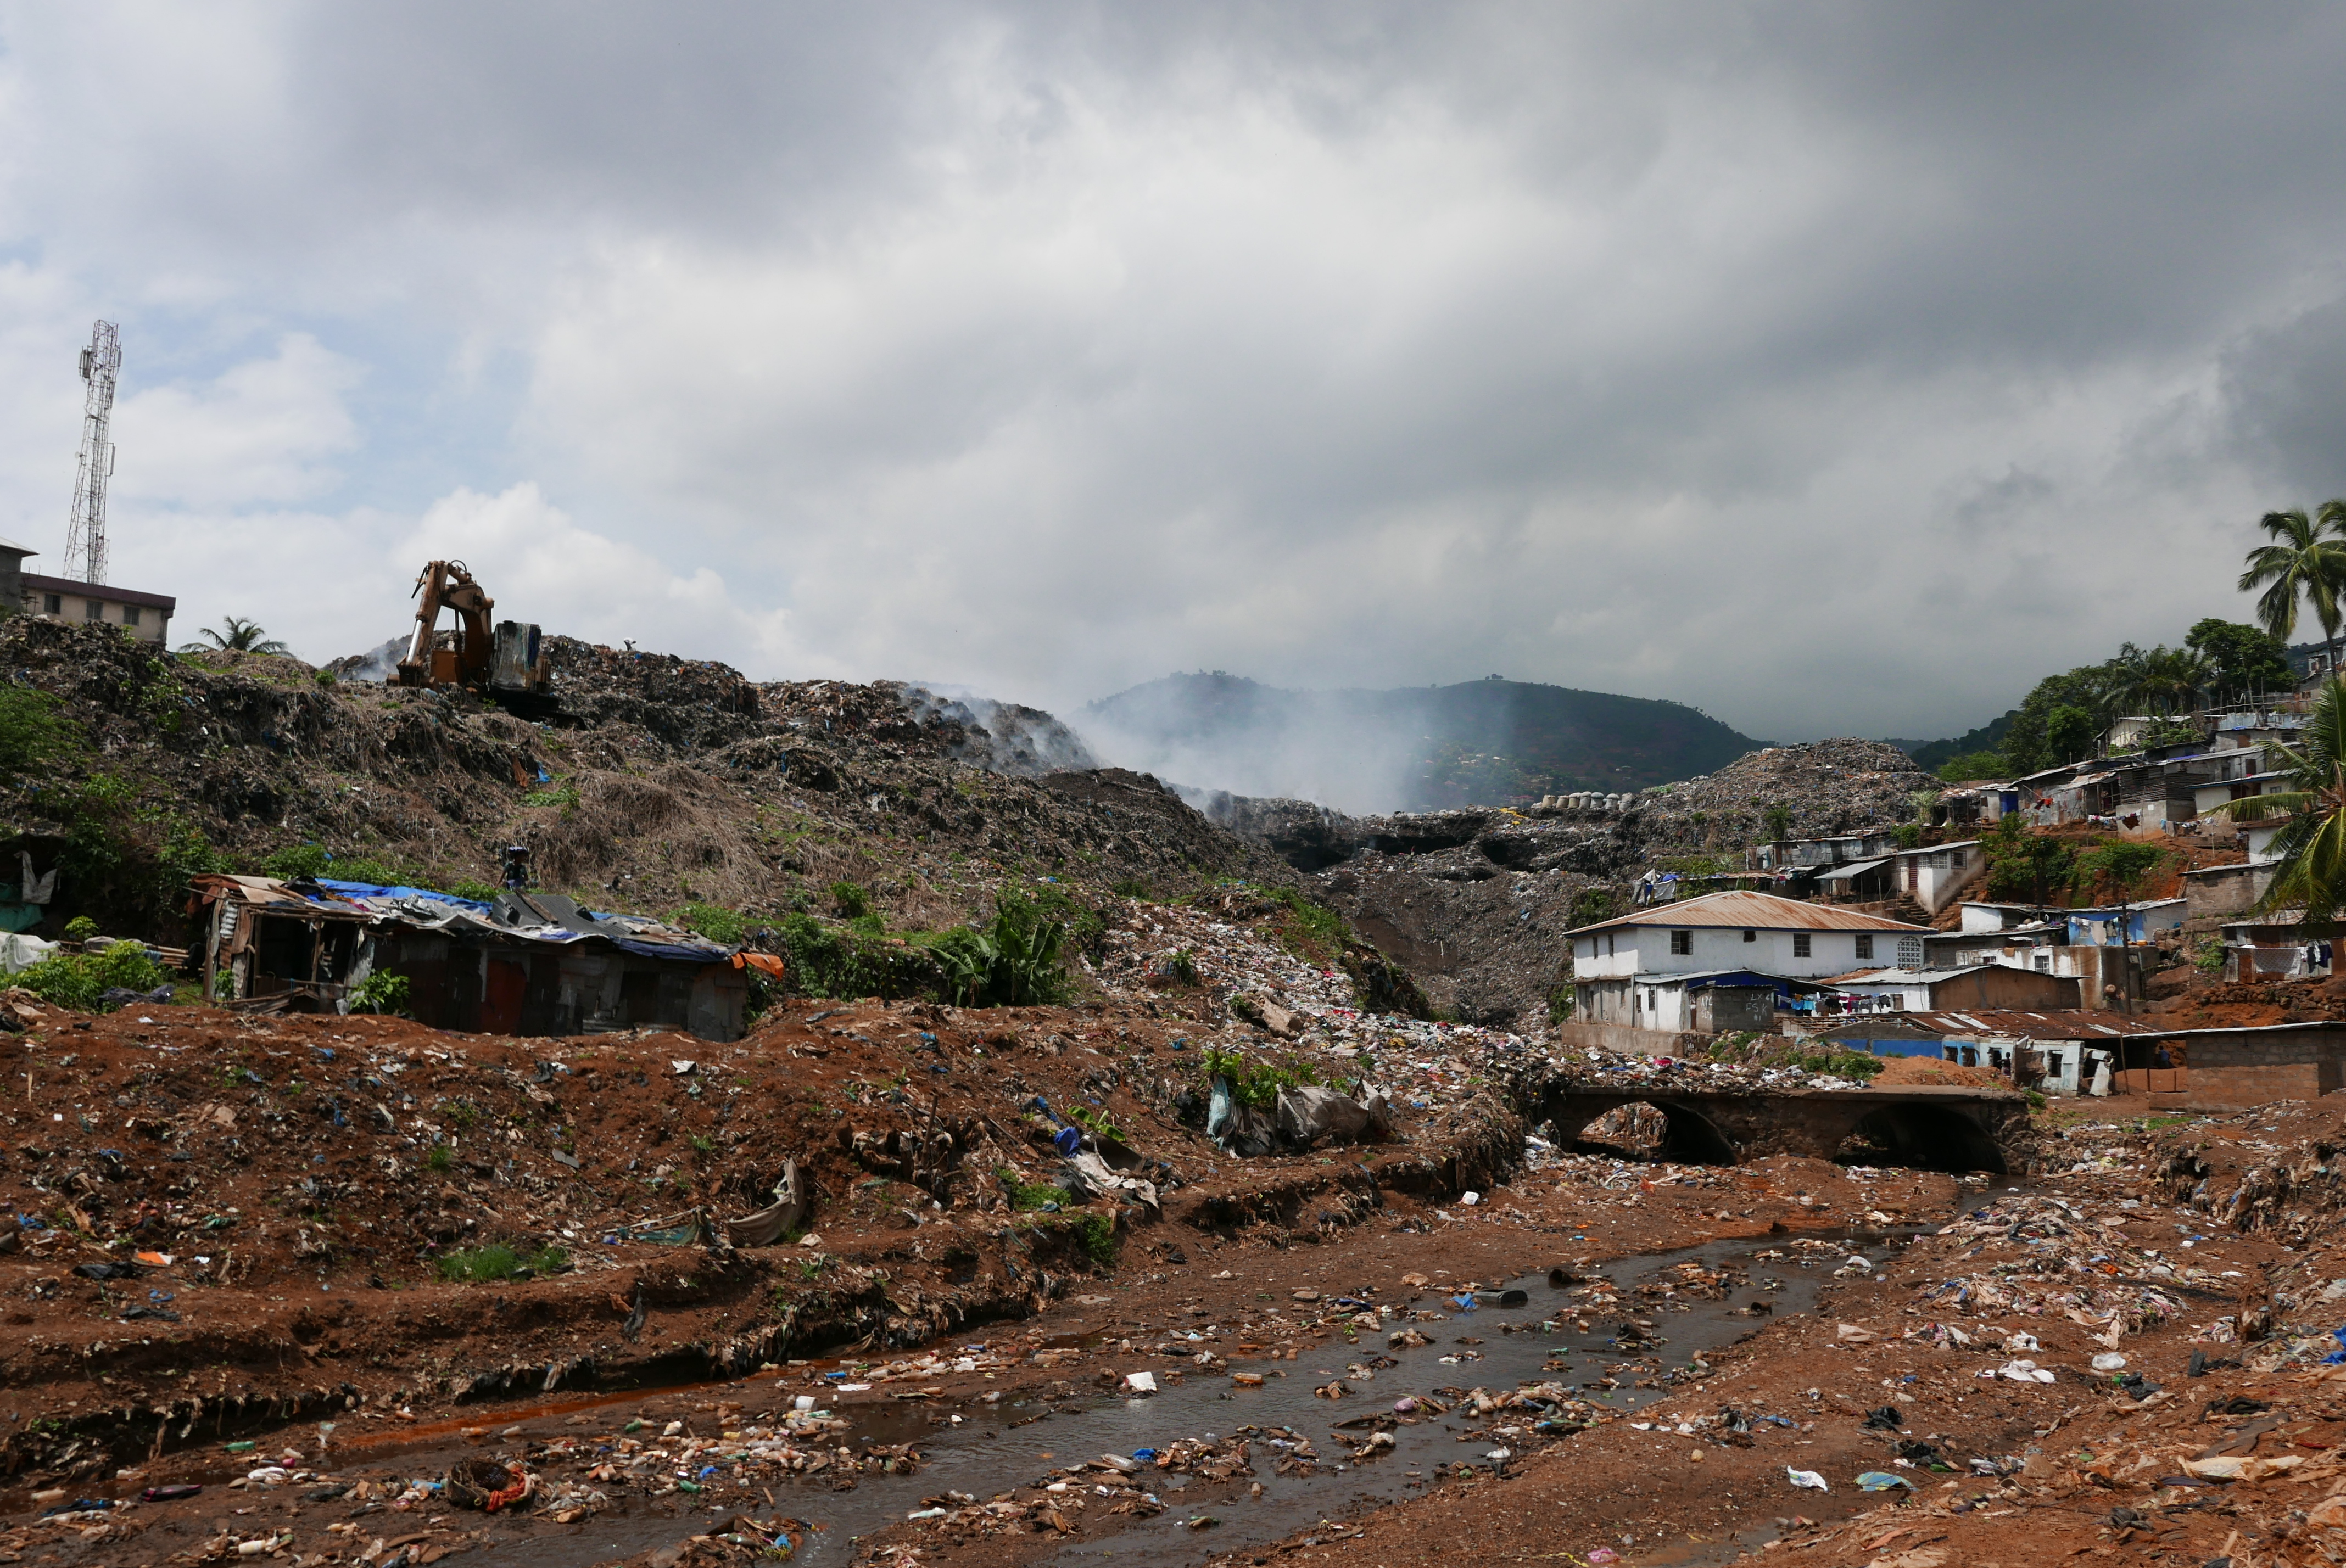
<box><xmin>394</xmin><ymin>559</ymin><xmax>553</xmax><ymax>705</ymax></box>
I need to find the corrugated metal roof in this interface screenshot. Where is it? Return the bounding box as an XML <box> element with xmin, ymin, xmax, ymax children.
<box><xmin>1565</xmin><ymin>889</ymin><xmax>1931</xmax><ymax>937</ymax></box>
<box><xmin>1818</xmin><ymin>858</ymin><xmax>1891</xmax><ymax>880</ymax></box>
<box><xmin>1816</xmin><ymin>1008</ymin><xmax>2160</xmax><ymax>1039</ymax></box>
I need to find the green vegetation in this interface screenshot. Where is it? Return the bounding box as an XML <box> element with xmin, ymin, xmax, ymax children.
<box><xmin>1936</xmin><ymin>750</ymin><xmax>2009</xmax><ymax>782</ymax></box>
<box><xmin>0</xmin><ymin>687</ymin><xmax>76</xmax><ymax>781</ymax></box>
<box><xmin>1982</xmin><ymin>815</ymin><xmax>2077</xmax><ymax>904</ymax></box>
<box><xmin>671</xmin><ymin>901</ymin><xmax>749</xmax><ymax>945</ymax></box>
<box><xmin>348</xmin><ymin>971</ymin><xmax>412</xmax><ymax>1016</ymax></box>
<box><xmin>260</xmin><ymin>844</ymin><xmax>417</xmax><ymax>887</ymax></box>
<box><xmin>997</xmin><ymin>1167</ymin><xmax>1064</xmax><ymax>1211</ymax></box>
<box><xmin>60</xmin><ymin>915</ymin><xmax>98</xmax><ymax>943</ymax></box>
<box><xmin>1910</xmin><ymin>615</ymin><xmax>2297</xmax><ymax>776</ymax></box>
<box><xmin>2193</xmin><ymin>936</ymin><xmax>2227</xmax><ymax>973</ymax></box>
<box><xmin>1200</xmin><ymin>1045</ymin><xmax>1325</xmax><ymax>1109</ymax></box>
<box><xmin>1068</xmin><ymin>1103</ymin><xmax>1122</xmax><ymax>1142</ymax></box>
<box><xmin>426</xmin><ymin>1143</ymin><xmax>453</xmax><ymax>1172</ymax></box>
<box><xmin>1567</xmin><ymin>884</ymin><xmax>1621</xmax><ymax>930</ymax></box>
<box><xmin>521</xmin><ymin>780</ymin><xmax>580</xmax><ymax>813</ymax></box>
<box><xmin>1068</xmin><ymin>1211</ymin><xmax>1117</xmax><ymax>1269</ymax></box>
<box><xmin>929</xmin><ymin>895</ymin><xmax>1069</xmax><ymax>1006</ymax></box>
<box><xmin>2077</xmin><ymin>840</ymin><xmax>2165</xmax><ymax>901</ymax></box>
<box><xmin>1761</xmin><ymin>804</ymin><xmax>1793</xmax><ymax>841</ymax></box>
<box><xmin>1264</xmin><ymin>887</ymin><xmax>1347</xmax><ymax>961</ymax></box>
<box><xmin>829</xmin><ymin>881</ymin><xmax>872</xmax><ymax>919</ymax></box>
<box><xmin>12</xmin><ymin>940</ymin><xmax>166</xmax><ymax>1012</ymax></box>
<box><xmin>1109</xmin><ymin>877</ymin><xmax>1154</xmax><ymax>900</ymax></box>
<box><xmin>434</xmin><ymin>1241</ymin><xmax>569</xmax><ymax>1283</ymax></box>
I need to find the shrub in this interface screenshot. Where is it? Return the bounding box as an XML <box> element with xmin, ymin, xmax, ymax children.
<box><xmin>930</xmin><ymin>897</ymin><xmax>1069</xmax><ymax>1006</ymax></box>
<box><xmin>0</xmin><ymin>686</ymin><xmax>77</xmax><ymax>780</ymax></box>
<box><xmin>13</xmin><ymin>940</ymin><xmax>166</xmax><ymax>1012</ymax></box>
<box><xmin>348</xmin><ymin>971</ymin><xmax>412</xmax><ymax>1016</ymax></box>
<box><xmin>60</xmin><ymin>916</ymin><xmax>98</xmax><ymax>943</ymax></box>
<box><xmin>1567</xmin><ymin>885</ymin><xmax>1621</xmax><ymax>929</ymax></box>
<box><xmin>830</xmin><ymin>881</ymin><xmax>872</xmax><ymax>919</ymax></box>
<box><xmin>1068</xmin><ymin>1211</ymin><xmax>1116</xmax><ymax>1269</ymax></box>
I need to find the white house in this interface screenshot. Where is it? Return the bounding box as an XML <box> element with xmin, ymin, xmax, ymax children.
<box><xmin>1567</xmin><ymin>891</ymin><xmax>1932</xmax><ymax>1031</ymax></box>
<box><xmin>1886</xmin><ymin>841</ymin><xmax>1983</xmax><ymax>916</ymax></box>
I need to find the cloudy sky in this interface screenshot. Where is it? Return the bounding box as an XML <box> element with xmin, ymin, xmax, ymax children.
<box><xmin>3</xmin><ymin>3</ymin><xmax>2343</xmax><ymax>747</ymax></box>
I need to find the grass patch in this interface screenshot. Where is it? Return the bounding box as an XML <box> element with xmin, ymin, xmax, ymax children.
<box><xmin>997</xmin><ymin>1167</ymin><xmax>1064</xmax><ymax>1212</ymax></box>
<box><xmin>434</xmin><ymin>1242</ymin><xmax>569</xmax><ymax>1283</ymax></box>
<box><xmin>671</xmin><ymin>901</ymin><xmax>749</xmax><ymax>945</ymax></box>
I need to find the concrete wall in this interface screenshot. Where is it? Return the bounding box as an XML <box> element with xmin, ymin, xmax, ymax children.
<box><xmin>1553</xmin><ymin>1019</ymin><xmax>1720</xmax><ymax>1056</ymax></box>
<box><xmin>2168</xmin><ymin>1026</ymin><xmax>2346</xmax><ymax>1108</ymax></box>
<box><xmin>2183</xmin><ymin>863</ymin><xmax>2274</xmax><ymax>921</ymax></box>
<box><xmin>1691</xmin><ymin>986</ymin><xmax>1777</xmax><ymax>1033</ymax></box>
<box><xmin>1573</xmin><ymin>922</ymin><xmax>1925</xmax><ymax>981</ymax></box>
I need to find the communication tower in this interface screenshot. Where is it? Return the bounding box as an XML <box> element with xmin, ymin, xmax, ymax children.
<box><xmin>63</xmin><ymin>320</ymin><xmax>120</xmax><ymax>585</ymax></box>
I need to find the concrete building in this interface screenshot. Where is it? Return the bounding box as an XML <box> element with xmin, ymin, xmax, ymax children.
<box><xmin>1567</xmin><ymin>891</ymin><xmax>1930</xmax><ymax>1029</ymax></box>
<box><xmin>0</xmin><ymin>538</ymin><xmax>175</xmax><ymax>643</ymax></box>
<box><xmin>1887</xmin><ymin>840</ymin><xmax>1985</xmax><ymax>916</ymax></box>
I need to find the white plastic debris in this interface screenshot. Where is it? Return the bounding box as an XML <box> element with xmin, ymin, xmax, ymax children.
<box><xmin>1460</xmin><ymin>1191</ymin><xmax>1481</xmax><ymax>1206</ymax></box>
<box><xmin>2091</xmin><ymin>1352</ymin><xmax>2128</xmax><ymax>1372</ymax></box>
<box><xmin>1785</xmin><ymin>1467</ymin><xmax>1830</xmax><ymax>1491</ymax></box>
<box><xmin>1997</xmin><ymin>1359</ymin><xmax>2055</xmax><ymax>1384</ymax></box>
<box><xmin>1124</xmin><ymin>1371</ymin><xmax>1159</xmax><ymax>1395</ymax></box>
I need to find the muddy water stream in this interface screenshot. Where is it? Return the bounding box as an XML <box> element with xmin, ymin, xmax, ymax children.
<box><xmin>240</xmin><ymin>1223</ymin><xmax>1924</xmax><ymax>1566</ymax></box>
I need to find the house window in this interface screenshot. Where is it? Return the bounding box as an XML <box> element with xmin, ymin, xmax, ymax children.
<box><xmin>1669</xmin><ymin>930</ymin><xmax>1692</xmax><ymax>956</ymax></box>
<box><xmin>1897</xmin><ymin>936</ymin><xmax>1924</xmax><ymax>967</ymax></box>
<box><xmin>2046</xmin><ymin>1051</ymin><xmax>2064</xmax><ymax>1080</ymax></box>
<box><xmin>122</xmin><ymin>604</ymin><xmax>139</xmax><ymax>627</ymax></box>
<box><xmin>1854</xmin><ymin>934</ymin><xmax>1873</xmax><ymax>960</ymax></box>
<box><xmin>2032</xmin><ymin>954</ymin><xmax>2052</xmax><ymax>973</ymax></box>
<box><xmin>1950</xmin><ymin>849</ymin><xmax>1967</xmax><ymax>869</ymax></box>
<box><xmin>41</xmin><ymin>594</ymin><xmax>59</xmax><ymax>615</ymax></box>
<box><xmin>1793</xmin><ymin>933</ymin><xmax>1812</xmax><ymax>958</ymax></box>
<box><xmin>1742</xmin><ymin>929</ymin><xmax>1756</xmax><ymax>943</ymax></box>
<box><xmin>1960</xmin><ymin>1046</ymin><xmax>1979</xmax><ymax>1067</ymax></box>
<box><xmin>83</xmin><ymin>599</ymin><xmax>102</xmax><ymax>621</ymax></box>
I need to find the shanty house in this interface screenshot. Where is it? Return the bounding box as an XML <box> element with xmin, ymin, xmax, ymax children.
<box><xmin>1566</xmin><ymin>891</ymin><xmax>1930</xmax><ymax>1030</ymax></box>
<box><xmin>189</xmin><ymin>875</ymin><xmax>750</xmax><ymax>1040</ymax></box>
<box><xmin>1822</xmin><ymin>963</ymin><xmax>2081</xmax><ymax>1014</ymax></box>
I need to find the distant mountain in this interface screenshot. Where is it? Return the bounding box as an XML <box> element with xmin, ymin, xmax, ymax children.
<box><xmin>1081</xmin><ymin>673</ymin><xmax>1760</xmax><ymax>815</ymax></box>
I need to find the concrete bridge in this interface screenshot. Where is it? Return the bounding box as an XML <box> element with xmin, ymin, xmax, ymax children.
<box><xmin>1533</xmin><ymin>1082</ymin><xmax>2027</xmax><ymax>1172</ymax></box>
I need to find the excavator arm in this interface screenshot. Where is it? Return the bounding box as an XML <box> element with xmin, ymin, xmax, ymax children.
<box><xmin>394</xmin><ymin>560</ymin><xmax>497</xmax><ymax>687</ymax></box>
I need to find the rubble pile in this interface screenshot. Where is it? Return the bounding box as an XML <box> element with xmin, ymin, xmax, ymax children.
<box><xmin>0</xmin><ymin>618</ymin><xmax>1295</xmax><ymax>944</ymax></box>
<box><xmin>1626</xmin><ymin>738</ymin><xmax>1936</xmax><ymax>853</ymax></box>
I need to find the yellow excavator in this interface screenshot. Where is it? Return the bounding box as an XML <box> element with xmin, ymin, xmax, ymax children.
<box><xmin>394</xmin><ymin>560</ymin><xmax>553</xmax><ymax>701</ymax></box>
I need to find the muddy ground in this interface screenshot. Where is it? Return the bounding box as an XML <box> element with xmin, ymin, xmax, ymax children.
<box><xmin>1</xmin><ymin>965</ymin><xmax>2335</xmax><ymax>1568</ymax></box>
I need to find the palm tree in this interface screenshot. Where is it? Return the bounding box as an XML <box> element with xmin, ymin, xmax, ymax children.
<box><xmin>2120</xmin><ymin>645</ymin><xmax>2211</xmax><ymax>716</ymax></box>
<box><xmin>178</xmin><ymin>616</ymin><xmax>289</xmax><ymax>656</ymax></box>
<box><xmin>2239</xmin><ymin>501</ymin><xmax>2346</xmax><ymax>682</ymax></box>
<box><xmin>2210</xmin><ymin>677</ymin><xmax>2346</xmax><ymax>920</ymax></box>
